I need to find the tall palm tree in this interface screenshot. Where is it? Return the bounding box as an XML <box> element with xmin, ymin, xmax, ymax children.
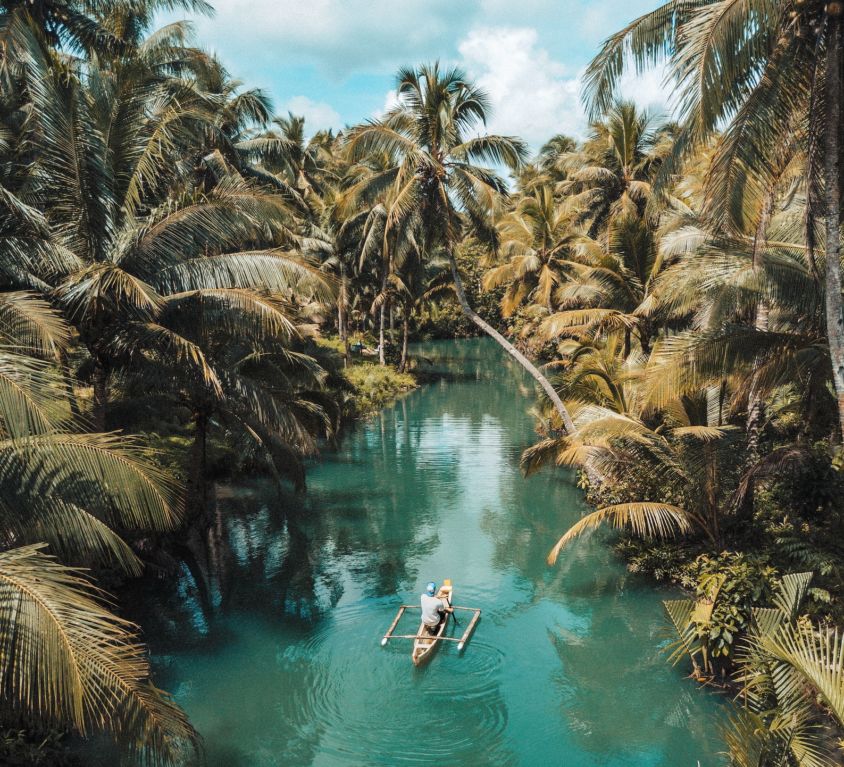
<box><xmin>302</xmin><ymin>180</ymin><xmax>372</xmax><ymax>364</ymax></box>
<box><xmin>347</xmin><ymin>63</ymin><xmax>576</xmax><ymax>434</ymax></box>
<box><xmin>583</xmin><ymin>0</ymin><xmax>844</xmax><ymax>437</ymax></box>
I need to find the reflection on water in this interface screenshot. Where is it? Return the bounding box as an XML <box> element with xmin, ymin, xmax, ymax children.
<box><xmin>117</xmin><ymin>339</ymin><xmax>723</xmax><ymax>766</ymax></box>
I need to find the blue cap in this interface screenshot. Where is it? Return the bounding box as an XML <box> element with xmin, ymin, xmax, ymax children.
<box><xmin>426</xmin><ymin>582</ymin><xmax>436</xmax><ymax>596</ymax></box>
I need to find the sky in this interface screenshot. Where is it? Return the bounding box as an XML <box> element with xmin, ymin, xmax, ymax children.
<box><xmin>162</xmin><ymin>0</ymin><xmax>668</xmax><ymax>150</ymax></box>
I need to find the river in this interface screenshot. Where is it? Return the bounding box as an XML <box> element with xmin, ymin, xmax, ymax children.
<box><xmin>120</xmin><ymin>338</ymin><xmax>722</xmax><ymax>766</ymax></box>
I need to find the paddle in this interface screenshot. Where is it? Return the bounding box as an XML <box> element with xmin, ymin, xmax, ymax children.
<box><xmin>448</xmin><ymin>598</ymin><xmax>459</xmax><ymax>627</ymax></box>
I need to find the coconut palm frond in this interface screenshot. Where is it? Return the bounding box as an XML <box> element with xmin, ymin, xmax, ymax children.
<box><xmin>0</xmin><ymin>292</ymin><xmax>71</xmax><ymax>357</ymax></box>
<box><xmin>0</xmin><ymin>433</ymin><xmax>180</xmax><ymax>532</ymax></box>
<box><xmin>547</xmin><ymin>502</ymin><xmax>692</xmax><ymax>564</ymax></box>
<box><xmin>0</xmin><ymin>545</ymin><xmax>198</xmax><ymax>765</ymax></box>
<box><xmin>152</xmin><ymin>250</ymin><xmax>334</xmax><ymax>302</ymax></box>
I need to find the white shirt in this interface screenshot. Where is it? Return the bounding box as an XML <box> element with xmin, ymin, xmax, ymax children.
<box><xmin>421</xmin><ymin>593</ymin><xmax>445</xmax><ymax>626</ymax></box>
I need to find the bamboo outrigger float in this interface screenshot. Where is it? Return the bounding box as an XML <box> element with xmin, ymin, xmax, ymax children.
<box><xmin>380</xmin><ymin>579</ymin><xmax>482</xmax><ymax>666</ymax></box>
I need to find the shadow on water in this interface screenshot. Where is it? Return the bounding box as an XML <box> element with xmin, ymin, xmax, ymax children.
<box><xmin>93</xmin><ymin>338</ymin><xmax>723</xmax><ymax>767</ymax></box>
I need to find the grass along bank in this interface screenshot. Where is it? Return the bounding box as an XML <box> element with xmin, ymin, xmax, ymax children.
<box><xmin>342</xmin><ymin>363</ymin><xmax>417</xmax><ymax>418</ymax></box>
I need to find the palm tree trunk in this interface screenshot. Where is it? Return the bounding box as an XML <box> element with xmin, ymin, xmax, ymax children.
<box><xmin>746</xmin><ymin>192</ymin><xmax>774</xmax><ymax>461</ymax></box>
<box><xmin>92</xmin><ymin>361</ymin><xmax>109</xmax><ymax>432</ymax></box>
<box><xmin>339</xmin><ymin>264</ymin><xmax>349</xmax><ymax>367</ymax></box>
<box><xmin>638</xmin><ymin>321</ymin><xmax>652</xmax><ymax>355</ymax></box>
<box><xmin>59</xmin><ymin>349</ymin><xmax>80</xmax><ymax>419</ymax></box>
<box><xmin>400</xmin><ymin>313</ymin><xmax>409</xmax><ymax>373</ymax></box>
<box><xmin>826</xmin><ymin>10</ymin><xmax>844</xmax><ymax>438</ymax></box>
<box><xmin>447</xmin><ymin>249</ymin><xmax>576</xmax><ymax>435</ymax></box>
<box><xmin>378</xmin><ymin>301</ymin><xmax>386</xmax><ymax>366</ymax></box>
<box><xmin>187</xmin><ymin>410</ymin><xmax>209</xmax><ymax>525</ymax></box>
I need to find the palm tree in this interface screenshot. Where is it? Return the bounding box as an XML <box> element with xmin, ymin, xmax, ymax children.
<box><xmin>0</xmin><ymin>297</ymin><xmax>197</xmax><ymax>764</ymax></box>
<box><xmin>347</xmin><ymin>63</ymin><xmax>576</xmax><ymax>433</ymax></box>
<box><xmin>560</xmin><ymin>102</ymin><xmax>671</xmax><ymax>234</ymax></box>
<box><xmin>0</xmin><ymin>0</ymin><xmax>211</xmax><ymax>57</ymax></box>
<box><xmin>19</xmin><ymin>38</ymin><xmax>329</xmax><ymax>430</ymax></box>
<box><xmin>265</xmin><ymin>112</ymin><xmax>339</xmax><ymax>200</ymax></box>
<box><xmin>483</xmin><ymin>183</ymin><xmax>578</xmax><ymax>317</ymax></box>
<box><xmin>191</xmin><ymin>63</ymin><xmax>317</xmax><ymax>213</ymax></box>
<box><xmin>583</xmin><ymin>1</ymin><xmax>844</xmax><ymax>436</ymax></box>
<box><xmin>537</xmin><ymin>210</ymin><xmax>662</xmax><ymax>356</ymax></box>
<box><xmin>302</xmin><ymin>180</ymin><xmax>374</xmax><ymax>365</ymax></box>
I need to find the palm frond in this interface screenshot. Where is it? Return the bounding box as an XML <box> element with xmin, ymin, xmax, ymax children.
<box><xmin>547</xmin><ymin>502</ymin><xmax>692</xmax><ymax>564</ymax></box>
<box><xmin>0</xmin><ymin>545</ymin><xmax>198</xmax><ymax>765</ymax></box>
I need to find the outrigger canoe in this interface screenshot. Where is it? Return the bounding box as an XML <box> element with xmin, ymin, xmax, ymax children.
<box><xmin>411</xmin><ymin>579</ymin><xmax>453</xmax><ymax>667</ymax></box>
<box><xmin>379</xmin><ymin>580</ymin><xmax>481</xmax><ymax>666</ymax></box>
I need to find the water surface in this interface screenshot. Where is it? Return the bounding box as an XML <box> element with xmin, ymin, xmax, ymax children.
<box><xmin>129</xmin><ymin>339</ymin><xmax>722</xmax><ymax>766</ymax></box>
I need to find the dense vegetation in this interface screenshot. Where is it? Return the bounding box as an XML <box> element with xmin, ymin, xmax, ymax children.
<box><xmin>501</xmin><ymin>3</ymin><xmax>844</xmax><ymax>764</ymax></box>
<box><xmin>2</xmin><ymin>0</ymin><xmax>844</xmax><ymax>765</ymax></box>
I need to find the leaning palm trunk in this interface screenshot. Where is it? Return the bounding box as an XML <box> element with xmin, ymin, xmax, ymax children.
<box><xmin>447</xmin><ymin>250</ymin><xmax>576</xmax><ymax>435</ymax></box>
<box><xmin>826</xmin><ymin>11</ymin><xmax>844</xmax><ymax>438</ymax></box>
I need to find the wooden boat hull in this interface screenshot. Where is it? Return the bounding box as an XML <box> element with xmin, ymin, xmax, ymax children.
<box><xmin>412</xmin><ymin>582</ymin><xmax>452</xmax><ymax>666</ymax></box>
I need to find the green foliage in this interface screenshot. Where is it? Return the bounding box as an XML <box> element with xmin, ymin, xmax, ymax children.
<box><xmin>680</xmin><ymin>552</ymin><xmax>778</xmax><ymax>660</ymax></box>
<box><xmin>343</xmin><ymin>363</ymin><xmax>416</xmax><ymax>417</ymax></box>
<box><xmin>614</xmin><ymin>539</ymin><xmax>700</xmax><ymax>583</ymax></box>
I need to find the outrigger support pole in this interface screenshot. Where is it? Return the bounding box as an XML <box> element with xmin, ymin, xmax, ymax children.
<box><xmin>457</xmin><ymin>609</ymin><xmax>482</xmax><ymax>652</ymax></box>
<box><xmin>381</xmin><ymin>606</ymin><xmax>406</xmax><ymax>646</ymax></box>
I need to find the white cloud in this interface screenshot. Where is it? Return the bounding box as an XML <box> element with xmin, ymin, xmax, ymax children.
<box><xmin>190</xmin><ymin>0</ymin><xmax>471</xmax><ymax>75</ymax></box>
<box><xmin>456</xmin><ymin>27</ymin><xmax>585</xmax><ymax>147</ymax></box>
<box><xmin>376</xmin><ymin>89</ymin><xmax>399</xmax><ymax>118</ymax></box>
<box><xmin>283</xmin><ymin>96</ymin><xmax>342</xmax><ymax>133</ymax></box>
<box><xmin>617</xmin><ymin>63</ymin><xmax>673</xmax><ymax>118</ymax></box>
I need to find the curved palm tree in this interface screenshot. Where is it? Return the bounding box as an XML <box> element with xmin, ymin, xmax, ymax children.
<box><xmin>347</xmin><ymin>63</ymin><xmax>576</xmax><ymax>434</ymax></box>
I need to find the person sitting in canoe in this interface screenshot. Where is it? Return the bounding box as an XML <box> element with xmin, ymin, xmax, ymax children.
<box><xmin>420</xmin><ymin>581</ymin><xmax>452</xmax><ymax>634</ymax></box>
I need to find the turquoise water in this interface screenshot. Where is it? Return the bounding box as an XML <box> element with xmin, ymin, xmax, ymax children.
<box><xmin>127</xmin><ymin>339</ymin><xmax>722</xmax><ymax>766</ymax></box>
